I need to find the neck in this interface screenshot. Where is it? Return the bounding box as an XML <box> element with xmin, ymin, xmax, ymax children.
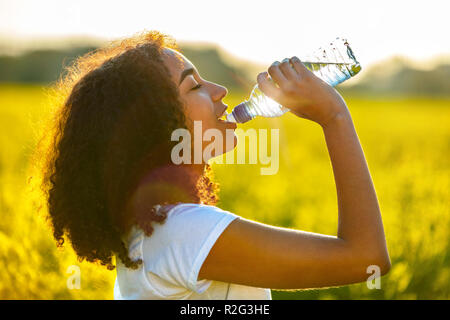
<box><xmin>187</xmin><ymin>163</ymin><xmax>206</xmax><ymax>178</ymax></box>
<box><xmin>122</xmin><ymin>162</ymin><xmax>208</xmax><ymax>235</ymax></box>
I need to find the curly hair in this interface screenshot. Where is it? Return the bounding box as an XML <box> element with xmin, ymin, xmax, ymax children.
<box><xmin>37</xmin><ymin>31</ymin><xmax>219</xmax><ymax>271</ymax></box>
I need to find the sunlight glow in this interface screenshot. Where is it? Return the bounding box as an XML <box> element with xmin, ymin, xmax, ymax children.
<box><xmin>0</xmin><ymin>0</ymin><xmax>449</xmax><ymax>66</ymax></box>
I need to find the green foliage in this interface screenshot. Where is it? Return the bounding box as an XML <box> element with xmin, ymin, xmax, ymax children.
<box><xmin>1</xmin><ymin>45</ymin><xmax>449</xmax><ymax>96</ymax></box>
<box><xmin>0</xmin><ymin>47</ymin><xmax>97</xmax><ymax>84</ymax></box>
<box><xmin>343</xmin><ymin>57</ymin><xmax>450</xmax><ymax>97</ymax></box>
<box><xmin>0</xmin><ymin>45</ymin><xmax>254</xmax><ymax>90</ymax></box>
<box><xmin>0</xmin><ymin>85</ymin><xmax>448</xmax><ymax>299</ymax></box>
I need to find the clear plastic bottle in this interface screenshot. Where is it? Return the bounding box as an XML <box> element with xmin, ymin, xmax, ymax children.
<box><xmin>226</xmin><ymin>37</ymin><xmax>361</xmax><ymax>123</ymax></box>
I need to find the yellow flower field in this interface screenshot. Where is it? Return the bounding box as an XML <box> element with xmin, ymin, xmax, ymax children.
<box><xmin>0</xmin><ymin>84</ymin><xmax>448</xmax><ymax>299</ymax></box>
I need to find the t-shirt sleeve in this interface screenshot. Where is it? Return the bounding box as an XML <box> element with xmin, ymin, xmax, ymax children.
<box><xmin>141</xmin><ymin>204</ymin><xmax>239</xmax><ymax>294</ymax></box>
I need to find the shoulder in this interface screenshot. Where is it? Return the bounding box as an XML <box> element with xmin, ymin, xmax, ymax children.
<box><xmin>165</xmin><ymin>203</ymin><xmax>239</xmax><ymax>220</ymax></box>
<box><xmin>156</xmin><ymin>203</ymin><xmax>239</xmax><ymax>240</ymax></box>
<box><xmin>124</xmin><ymin>203</ymin><xmax>240</xmax><ymax>266</ymax></box>
<box><xmin>126</xmin><ymin>203</ymin><xmax>239</xmax><ymax>245</ymax></box>
<box><xmin>135</xmin><ymin>203</ymin><xmax>240</xmax><ymax>292</ymax></box>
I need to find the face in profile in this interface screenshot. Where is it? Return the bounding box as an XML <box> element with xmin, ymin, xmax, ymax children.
<box><xmin>162</xmin><ymin>48</ymin><xmax>237</xmax><ymax>162</ymax></box>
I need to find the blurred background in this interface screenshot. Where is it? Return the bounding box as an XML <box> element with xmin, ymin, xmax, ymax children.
<box><xmin>0</xmin><ymin>0</ymin><xmax>448</xmax><ymax>299</ymax></box>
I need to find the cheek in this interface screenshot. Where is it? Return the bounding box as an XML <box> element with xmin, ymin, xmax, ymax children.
<box><xmin>183</xmin><ymin>96</ymin><xmax>216</xmax><ymax>128</ymax></box>
<box><xmin>183</xmin><ymin>97</ymin><xmax>237</xmax><ymax>157</ymax></box>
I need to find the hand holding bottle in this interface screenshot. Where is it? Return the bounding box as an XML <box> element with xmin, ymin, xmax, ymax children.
<box><xmin>256</xmin><ymin>56</ymin><xmax>350</xmax><ymax>128</ymax></box>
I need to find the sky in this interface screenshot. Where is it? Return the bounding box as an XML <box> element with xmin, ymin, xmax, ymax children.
<box><xmin>0</xmin><ymin>0</ymin><xmax>449</xmax><ymax>68</ymax></box>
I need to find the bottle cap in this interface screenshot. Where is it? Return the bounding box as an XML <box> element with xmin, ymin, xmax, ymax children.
<box><xmin>229</xmin><ymin>102</ymin><xmax>252</xmax><ymax>123</ymax></box>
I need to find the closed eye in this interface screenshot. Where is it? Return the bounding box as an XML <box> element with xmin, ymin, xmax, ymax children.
<box><xmin>191</xmin><ymin>83</ymin><xmax>202</xmax><ymax>90</ymax></box>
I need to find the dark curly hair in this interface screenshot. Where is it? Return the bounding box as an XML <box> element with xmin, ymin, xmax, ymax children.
<box><xmin>37</xmin><ymin>31</ymin><xmax>219</xmax><ymax>271</ymax></box>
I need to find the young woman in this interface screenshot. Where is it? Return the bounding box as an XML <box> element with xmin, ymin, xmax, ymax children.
<box><xmin>40</xmin><ymin>31</ymin><xmax>390</xmax><ymax>300</ymax></box>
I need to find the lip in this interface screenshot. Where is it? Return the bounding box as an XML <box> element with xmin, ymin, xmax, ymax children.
<box><xmin>216</xmin><ymin>105</ymin><xmax>228</xmax><ymax>119</ymax></box>
<box><xmin>215</xmin><ymin>104</ymin><xmax>236</xmax><ymax>129</ymax></box>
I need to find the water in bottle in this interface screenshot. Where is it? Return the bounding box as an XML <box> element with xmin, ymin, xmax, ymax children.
<box><xmin>226</xmin><ymin>37</ymin><xmax>361</xmax><ymax>123</ymax></box>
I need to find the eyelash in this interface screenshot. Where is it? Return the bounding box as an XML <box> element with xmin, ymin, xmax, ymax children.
<box><xmin>191</xmin><ymin>83</ymin><xmax>202</xmax><ymax>90</ymax></box>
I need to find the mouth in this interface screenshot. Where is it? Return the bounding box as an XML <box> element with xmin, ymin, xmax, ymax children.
<box><xmin>217</xmin><ymin>110</ymin><xmax>228</xmax><ymax>121</ymax></box>
<box><xmin>217</xmin><ymin>107</ymin><xmax>237</xmax><ymax>128</ymax></box>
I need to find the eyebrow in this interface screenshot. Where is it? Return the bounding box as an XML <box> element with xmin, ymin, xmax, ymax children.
<box><xmin>178</xmin><ymin>68</ymin><xmax>194</xmax><ymax>86</ymax></box>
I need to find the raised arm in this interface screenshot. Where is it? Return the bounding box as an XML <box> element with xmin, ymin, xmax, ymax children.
<box><xmin>198</xmin><ymin>57</ymin><xmax>390</xmax><ymax>289</ymax></box>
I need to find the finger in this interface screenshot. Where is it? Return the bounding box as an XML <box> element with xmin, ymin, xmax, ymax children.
<box><xmin>267</xmin><ymin>61</ymin><xmax>288</xmax><ymax>89</ymax></box>
<box><xmin>279</xmin><ymin>57</ymin><xmax>298</xmax><ymax>80</ymax></box>
<box><xmin>290</xmin><ymin>56</ymin><xmax>313</xmax><ymax>78</ymax></box>
<box><xmin>257</xmin><ymin>71</ymin><xmax>281</xmax><ymax>100</ymax></box>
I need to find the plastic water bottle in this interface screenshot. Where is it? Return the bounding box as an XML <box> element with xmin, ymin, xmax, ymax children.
<box><xmin>226</xmin><ymin>37</ymin><xmax>361</xmax><ymax>123</ymax></box>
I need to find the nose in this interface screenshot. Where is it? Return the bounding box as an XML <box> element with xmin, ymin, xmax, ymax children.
<box><xmin>211</xmin><ymin>82</ymin><xmax>228</xmax><ymax>102</ymax></box>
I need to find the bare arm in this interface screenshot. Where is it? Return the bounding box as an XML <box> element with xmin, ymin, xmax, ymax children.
<box><xmin>323</xmin><ymin>111</ymin><xmax>389</xmax><ymax>265</ymax></box>
<box><xmin>198</xmin><ymin>57</ymin><xmax>390</xmax><ymax>289</ymax></box>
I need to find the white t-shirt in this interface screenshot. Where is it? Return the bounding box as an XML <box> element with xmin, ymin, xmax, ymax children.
<box><xmin>114</xmin><ymin>203</ymin><xmax>272</xmax><ymax>300</ymax></box>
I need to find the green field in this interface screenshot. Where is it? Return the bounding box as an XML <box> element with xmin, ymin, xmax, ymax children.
<box><xmin>0</xmin><ymin>84</ymin><xmax>448</xmax><ymax>299</ymax></box>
